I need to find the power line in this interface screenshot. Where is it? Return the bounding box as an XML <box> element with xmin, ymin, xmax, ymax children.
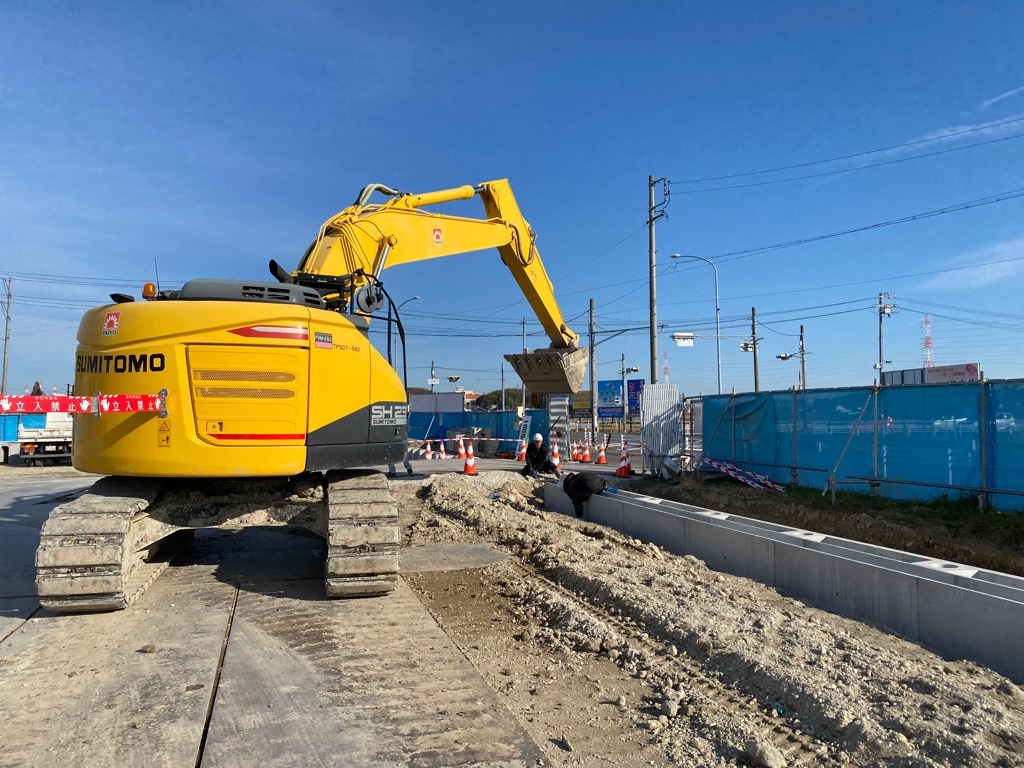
<box><xmin>671</xmin><ymin>131</ymin><xmax>1024</xmax><ymax>194</ymax></box>
<box><xmin>710</xmin><ymin>186</ymin><xmax>1024</xmax><ymax>263</ymax></box>
<box><xmin>672</xmin><ymin>115</ymin><xmax>1024</xmax><ymax>183</ymax></box>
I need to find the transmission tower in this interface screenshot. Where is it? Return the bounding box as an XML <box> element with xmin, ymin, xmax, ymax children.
<box><xmin>923</xmin><ymin>314</ymin><xmax>934</xmax><ymax>368</ymax></box>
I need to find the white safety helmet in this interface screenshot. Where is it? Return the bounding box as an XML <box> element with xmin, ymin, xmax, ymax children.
<box><xmin>532</xmin><ymin>433</ymin><xmax>544</xmax><ymax>442</ymax></box>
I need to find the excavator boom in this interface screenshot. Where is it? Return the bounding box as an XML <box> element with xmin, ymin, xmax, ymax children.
<box><xmin>291</xmin><ymin>179</ymin><xmax>587</xmax><ymax>393</ymax></box>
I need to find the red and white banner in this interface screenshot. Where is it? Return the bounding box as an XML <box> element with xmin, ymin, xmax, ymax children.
<box><xmin>0</xmin><ymin>394</ymin><xmax>166</xmax><ymax>415</ymax></box>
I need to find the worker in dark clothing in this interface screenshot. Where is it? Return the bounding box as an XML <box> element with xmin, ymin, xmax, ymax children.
<box><xmin>521</xmin><ymin>433</ymin><xmax>561</xmax><ymax>479</ymax></box>
<box><xmin>560</xmin><ymin>471</ymin><xmax>608</xmax><ymax>518</ymax></box>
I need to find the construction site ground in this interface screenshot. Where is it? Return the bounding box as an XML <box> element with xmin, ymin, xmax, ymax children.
<box><xmin>2</xmin><ymin>459</ymin><xmax>1024</xmax><ymax>767</ymax></box>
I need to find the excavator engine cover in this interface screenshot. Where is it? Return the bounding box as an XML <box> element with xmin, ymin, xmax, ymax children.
<box><xmin>504</xmin><ymin>347</ymin><xmax>589</xmax><ymax>394</ymax></box>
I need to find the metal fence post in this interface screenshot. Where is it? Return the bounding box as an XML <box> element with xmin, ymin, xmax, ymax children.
<box><xmin>791</xmin><ymin>387</ymin><xmax>798</xmax><ymax>487</ymax></box>
<box><xmin>979</xmin><ymin>375</ymin><xmax>988</xmax><ymax>511</ymax></box>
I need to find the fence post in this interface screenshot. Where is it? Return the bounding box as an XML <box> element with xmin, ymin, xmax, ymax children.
<box><xmin>791</xmin><ymin>387</ymin><xmax>798</xmax><ymax>487</ymax></box>
<box><xmin>979</xmin><ymin>375</ymin><xmax>988</xmax><ymax>511</ymax></box>
<box><xmin>871</xmin><ymin>386</ymin><xmax>879</xmax><ymax>498</ymax></box>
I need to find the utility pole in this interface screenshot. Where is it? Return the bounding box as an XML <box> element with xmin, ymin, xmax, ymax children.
<box><xmin>430</xmin><ymin>360</ymin><xmax>436</xmax><ymax>393</ymax></box>
<box><xmin>751</xmin><ymin>306</ymin><xmax>760</xmax><ymax>393</ymax></box>
<box><xmin>648</xmin><ymin>175</ymin><xmax>669</xmax><ymax>383</ymax></box>
<box><xmin>589</xmin><ymin>299</ymin><xmax>597</xmax><ymax>437</ymax></box>
<box><xmin>520</xmin><ymin>317</ymin><xmax>527</xmax><ymax>408</ymax></box>
<box><xmin>0</xmin><ymin>278</ymin><xmax>9</xmax><ymax>396</ymax></box>
<box><xmin>876</xmin><ymin>293</ymin><xmax>896</xmax><ymax>384</ymax></box>
<box><xmin>500</xmin><ymin>363</ymin><xmax>505</xmax><ymax>411</ymax></box>
<box><xmin>799</xmin><ymin>324</ymin><xmax>807</xmax><ymax>390</ymax></box>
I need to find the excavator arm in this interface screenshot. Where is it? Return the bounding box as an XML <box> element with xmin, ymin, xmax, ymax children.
<box><xmin>283</xmin><ymin>179</ymin><xmax>588</xmax><ymax>393</ymax></box>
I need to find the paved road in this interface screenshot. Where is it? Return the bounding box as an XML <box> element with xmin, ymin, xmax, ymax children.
<box><xmin>0</xmin><ymin>466</ymin><xmax>549</xmax><ymax>767</ymax></box>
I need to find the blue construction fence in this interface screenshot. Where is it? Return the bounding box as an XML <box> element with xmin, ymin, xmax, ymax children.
<box><xmin>701</xmin><ymin>379</ymin><xmax>1024</xmax><ymax>512</ymax></box>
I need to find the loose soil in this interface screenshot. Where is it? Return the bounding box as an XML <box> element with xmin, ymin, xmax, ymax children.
<box><xmin>400</xmin><ymin>471</ymin><xmax>1024</xmax><ymax>768</ymax></box>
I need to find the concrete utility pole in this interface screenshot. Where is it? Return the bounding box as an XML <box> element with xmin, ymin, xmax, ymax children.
<box><xmin>500</xmin><ymin>364</ymin><xmax>505</xmax><ymax>412</ymax></box>
<box><xmin>1</xmin><ymin>278</ymin><xmax>9</xmax><ymax>396</ymax></box>
<box><xmin>751</xmin><ymin>306</ymin><xmax>760</xmax><ymax>393</ymax></box>
<box><xmin>800</xmin><ymin>324</ymin><xmax>807</xmax><ymax>390</ymax></box>
<box><xmin>648</xmin><ymin>176</ymin><xmax>669</xmax><ymax>384</ymax></box>
<box><xmin>589</xmin><ymin>299</ymin><xmax>597</xmax><ymax>437</ymax></box>
<box><xmin>876</xmin><ymin>293</ymin><xmax>896</xmax><ymax>384</ymax></box>
<box><xmin>430</xmin><ymin>360</ymin><xmax>436</xmax><ymax>393</ymax></box>
<box><xmin>520</xmin><ymin>318</ymin><xmax>527</xmax><ymax>408</ymax></box>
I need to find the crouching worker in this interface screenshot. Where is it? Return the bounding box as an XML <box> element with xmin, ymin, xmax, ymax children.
<box><xmin>521</xmin><ymin>433</ymin><xmax>561</xmax><ymax>479</ymax></box>
<box><xmin>559</xmin><ymin>471</ymin><xmax>608</xmax><ymax>519</ymax></box>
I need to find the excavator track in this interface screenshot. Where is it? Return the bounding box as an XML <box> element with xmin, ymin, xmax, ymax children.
<box><xmin>35</xmin><ymin>477</ymin><xmax>187</xmax><ymax>613</ymax></box>
<box><xmin>324</xmin><ymin>470</ymin><xmax>399</xmax><ymax>597</ymax></box>
<box><xmin>35</xmin><ymin>471</ymin><xmax>399</xmax><ymax>612</ymax></box>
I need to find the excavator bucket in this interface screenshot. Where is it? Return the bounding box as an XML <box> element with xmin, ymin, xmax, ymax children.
<box><xmin>504</xmin><ymin>347</ymin><xmax>590</xmax><ymax>395</ymax></box>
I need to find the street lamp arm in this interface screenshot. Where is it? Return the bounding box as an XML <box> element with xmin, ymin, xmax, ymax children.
<box><xmin>669</xmin><ymin>254</ymin><xmax>721</xmax><ymax>394</ymax></box>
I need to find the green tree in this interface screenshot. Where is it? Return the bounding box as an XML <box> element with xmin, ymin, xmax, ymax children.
<box><xmin>472</xmin><ymin>388</ymin><xmax>526</xmax><ymax>410</ymax></box>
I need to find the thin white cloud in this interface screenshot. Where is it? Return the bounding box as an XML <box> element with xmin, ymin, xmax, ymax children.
<box><xmin>916</xmin><ymin>112</ymin><xmax>1024</xmax><ymax>143</ymax></box>
<box><xmin>917</xmin><ymin>238</ymin><xmax>1024</xmax><ymax>291</ymax></box>
<box><xmin>981</xmin><ymin>86</ymin><xmax>1024</xmax><ymax>110</ymax></box>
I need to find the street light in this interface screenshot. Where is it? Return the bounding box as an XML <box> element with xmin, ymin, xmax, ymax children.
<box><xmin>619</xmin><ymin>354</ymin><xmax>640</xmax><ymax>427</ymax></box>
<box><xmin>670</xmin><ymin>254</ymin><xmax>721</xmax><ymax>394</ymax></box>
<box><xmin>392</xmin><ymin>295</ymin><xmax>420</xmax><ymax>362</ymax></box>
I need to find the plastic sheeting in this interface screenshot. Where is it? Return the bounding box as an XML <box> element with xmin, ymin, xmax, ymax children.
<box><xmin>701</xmin><ymin>380</ymin><xmax>1024</xmax><ymax>512</ymax></box>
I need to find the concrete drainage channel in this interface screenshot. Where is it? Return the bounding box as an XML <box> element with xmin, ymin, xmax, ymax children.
<box><xmin>544</xmin><ymin>484</ymin><xmax>1024</xmax><ymax>684</ymax></box>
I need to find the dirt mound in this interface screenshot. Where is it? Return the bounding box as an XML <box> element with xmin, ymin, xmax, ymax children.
<box><xmin>416</xmin><ymin>473</ymin><xmax>1024</xmax><ymax>767</ymax></box>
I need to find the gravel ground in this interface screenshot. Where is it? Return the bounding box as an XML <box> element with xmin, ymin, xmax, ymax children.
<box><xmin>402</xmin><ymin>471</ymin><xmax>1024</xmax><ymax>768</ymax></box>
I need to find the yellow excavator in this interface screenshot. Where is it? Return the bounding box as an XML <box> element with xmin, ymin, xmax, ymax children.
<box><xmin>36</xmin><ymin>179</ymin><xmax>588</xmax><ymax>612</ymax></box>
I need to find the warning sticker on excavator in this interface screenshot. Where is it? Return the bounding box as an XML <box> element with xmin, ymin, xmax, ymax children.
<box><xmin>432</xmin><ymin>228</ymin><xmax>443</xmax><ymax>245</ymax></box>
<box><xmin>157</xmin><ymin>420</ymin><xmax>170</xmax><ymax>447</ymax></box>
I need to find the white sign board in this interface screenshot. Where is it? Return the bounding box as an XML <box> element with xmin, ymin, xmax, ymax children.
<box><xmin>923</xmin><ymin>363</ymin><xmax>981</xmax><ymax>384</ymax></box>
<box><xmin>671</xmin><ymin>332</ymin><xmax>694</xmax><ymax>347</ymax></box>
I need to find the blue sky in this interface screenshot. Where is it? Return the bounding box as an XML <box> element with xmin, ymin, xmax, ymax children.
<box><xmin>2</xmin><ymin>2</ymin><xmax>1023</xmax><ymax>397</ymax></box>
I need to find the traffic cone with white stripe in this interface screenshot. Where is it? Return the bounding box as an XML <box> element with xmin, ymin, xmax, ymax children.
<box><xmin>596</xmin><ymin>439</ymin><xmax>607</xmax><ymax>465</ymax></box>
<box><xmin>551</xmin><ymin>438</ymin><xmax>561</xmax><ymax>472</ymax></box>
<box><xmin>616</xmin><ymin>441</ymin><xmax>631</xmax><ymax>478</ymax></box>
<box><xmin>457</xmin><ymin>437</ymin><xmax>466</xmax><ymax>460</ymax></box>
<box><xmin>581</xmin><ymin>437</ymin><xmax>591</xmax><ymax>463</ymax></box>
<box><xmin>463</xmin><ymin>438</ymin><xmax>477</xmax><ymax>475</ymax></box>
<box><xmin>517</xmin><ymin>438</ymin><xmax>527</xmax><ymax>462</ymax></box>
<box><xmin>571</xmin><ymin>440</ymin><xmax>580</xmax><ymax>461</ymax></box>
<box><xmin>425</xmin><ymin>441</ymin><xmax>433</xmax><ymax>460</ymax></box>
<box><xmin>439</xmin><ymin>440</ymin><xmax>447</xmax><ymax>460</ymax></box>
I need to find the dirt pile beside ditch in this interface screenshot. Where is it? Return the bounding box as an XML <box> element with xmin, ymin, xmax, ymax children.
<box><xmin>416</xmin><ymin>472</ymin><xmax>1024</xmax><ymax>767</ymax></box>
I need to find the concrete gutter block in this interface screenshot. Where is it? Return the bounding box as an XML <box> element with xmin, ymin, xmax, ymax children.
<box><xmin>542</xmin><ymin>484</ymin><xmax>575</xmax><ymax>517</ymax></box>
<box><xmin>917</xmin><ymin>580</ymin><xmax>1024</xmax><ymax>682</ymax></box>
<box><xmin>913</xmin><ymin>560</ymin><xmax>979</xmax><ymax>579</ymax></box>
<box><xmin>685</xmin><ymin>521</ymin><xmax>777</xmax><ymax>584</ymax></box>
<box><xmin>782</xmin><ymin>530</ymin><xmax>828</xmax><ymax>545</ymax></box>
<box><xmin>587</xmin><ymin>493</ymin><xmax>625</xmax><ymax>530</ymax></box>
<box><xmin>618</xmin><ymin>503</ymin><xmax>688</xmax><ymax>557</ymax></box>
<box><xmin>774</xmin><ymin>546</ymin><xmax>921</xmax><ymax>640</ymax></box>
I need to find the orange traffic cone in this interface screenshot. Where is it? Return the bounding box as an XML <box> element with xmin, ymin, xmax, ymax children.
<box><xmin>425</xmin><ymin>441</ymin><xmax>433</xmax><ymax>460</ymax></box>
<box><xmin>571</xmin><ymin>441</ymin><xmax>580</xmax><ymax>461</ymax></box>
<box><xmin>551</xmin><ymin>438</ymin><xmax>561</xmax><ymax>471</ymax></box>
<box><xmin>582</xmin><ymin>439</ymin><xmax>591</xmax><ymax>463</ymax></box>
<box><xmin>596</xmin><ymin>440</ymin><xmax>607</xmax><ymax>465</ymax></box>
<box><xmin>517</xmin><ymin>438</ymin><xmax>527</xmax><ymax>462</ymax></box>
<box><xmin>439</xmin><ymin>440</ymin><xmax>447</xmax><ymax>460</ymax></box>
<box><xmin>616</xmin><ymin>443</ymin><xmax>631</xmax><ymax>478</ymax></box>
<box><xmin>463</xmin><ymin>439</ymin><xmax>477</xmax><ymax>475</ymax></box>
<box><xmin>457</xmin><ymin>437</ymin><xmax>466</xmax><ymax>460</ymax></box>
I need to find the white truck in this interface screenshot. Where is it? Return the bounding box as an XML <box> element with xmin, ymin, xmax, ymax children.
<box><xmin>2</xmin><ymin>412</ymin><xmax>73</xmax><ymax>466</ymax></box>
